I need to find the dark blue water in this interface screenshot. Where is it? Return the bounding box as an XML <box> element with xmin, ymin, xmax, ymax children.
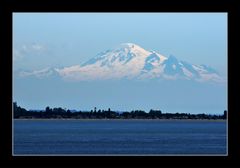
<box><xmin>14</xmin><ymin>119</ymin><xmax>227</xmax><ymax>155</ymax></box>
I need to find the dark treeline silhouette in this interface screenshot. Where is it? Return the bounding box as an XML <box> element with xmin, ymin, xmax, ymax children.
<box><xmin>13</xmin><ymin>102</ymin><xmax>227</xmax><ymax>120</ymax></box>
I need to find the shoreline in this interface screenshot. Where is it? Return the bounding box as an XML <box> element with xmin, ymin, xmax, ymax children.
<box><xmin>13</xmin><ymin>118</ymin><xmax>226</xmax><ymax>122</ymax></box>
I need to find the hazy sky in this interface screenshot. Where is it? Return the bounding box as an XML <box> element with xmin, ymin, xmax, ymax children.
<box><xmin>13</xmin><ymin>13</ymin><xmax>227</xmax><ymax>114</ymax></box>
<box><xmin>13</xmin><ymin>13</ymin><xmax>227</xmax><ymax>75</ymax></box>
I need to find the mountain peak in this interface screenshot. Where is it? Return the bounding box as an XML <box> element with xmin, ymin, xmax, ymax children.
<box><xmin>114</xmin><ymin>43</ymin><xmax>151</xmax><ymax>58</ymax></box>
<box><xmin>119</xmin><ymin>43</ymin><xmax>138</xmax><ymax>48</ymax></box>
<box><xmin>117</xmin><ymin>43</ymin><xmax>146</xmax><ymax>52</ymax></box>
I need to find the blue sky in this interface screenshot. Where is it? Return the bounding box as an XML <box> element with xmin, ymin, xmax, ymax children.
<box><xmin>13</xmin><ymin>13</ymin><xmax>227</xmax><ymax>114</ymax></box>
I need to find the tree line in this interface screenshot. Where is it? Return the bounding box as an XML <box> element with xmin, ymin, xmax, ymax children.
<box><xmin>13</xmin><ymin>102</ymin><xmax>227</xmax><ymax>120</ymax></box>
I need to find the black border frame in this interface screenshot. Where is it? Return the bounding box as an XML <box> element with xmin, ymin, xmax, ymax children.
<box><xmin>1</xmin><ymin>0</ymin><xmax>240</xmax><ymax>167</ymax></box>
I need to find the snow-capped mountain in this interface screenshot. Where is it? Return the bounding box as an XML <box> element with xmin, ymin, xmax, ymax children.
<box><xmin>16</xmin><ymin>43</ymin><xmax>224</xmax><ymax>83</ymax></box>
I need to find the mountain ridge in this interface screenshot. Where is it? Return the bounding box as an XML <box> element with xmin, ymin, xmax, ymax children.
<box><xmin>15</xmin><ymin>43</ymin><xmax>224</xmax><ymax>83</ymax></box>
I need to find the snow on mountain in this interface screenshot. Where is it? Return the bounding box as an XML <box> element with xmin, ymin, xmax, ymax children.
<box><xmin>15</xmin><ymin>43</ymin><xmax>224</xmax><ymax>83</ymax></box>
<box><xmin>57</xmin><ymin>43</ymin><xmax>152</xmax><ymax>80</ymax></box>
<box><xmin>58</xmin><ymin>43</ymin><xmax>168</xmax><ymax>81</ymax></box>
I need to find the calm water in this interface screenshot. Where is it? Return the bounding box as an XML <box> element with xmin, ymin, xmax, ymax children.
<box><xmin>14</xmin><ymin>119</ymin><xmax>227</xmax><ymax>155</ymax></box>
